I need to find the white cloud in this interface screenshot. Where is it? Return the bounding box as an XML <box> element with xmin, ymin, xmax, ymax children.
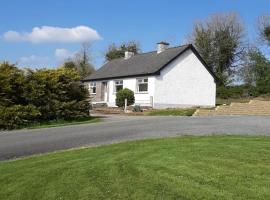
<box><xmin>3</xmin><ymin>26</ymin><xmax>102</xmax><ymax>43</ymax></box>
<box><xmin>18</xmin><ymin>55</ymin><xmax>51</xmax><ymax>68</ymax></box>
<box><xmin>54</xmin><ymin>48</ymin><xmax>75</xmax><ymax>61</ymax></box>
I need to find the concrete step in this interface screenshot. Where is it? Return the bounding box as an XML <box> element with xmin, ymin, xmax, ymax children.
<box><xmin>194</xmin><ymin>100</ymin><xmax>270</xmax><ymax>116</ymax></box>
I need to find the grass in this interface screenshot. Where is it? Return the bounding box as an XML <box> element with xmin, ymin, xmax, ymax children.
<box><xmin>1</xmin><ymin>136</ymin><xmax>270</xmax><ymax>200</ymax></box>
<box><xmin>24</xmin><ymin>117</ymin><xmax>101</xmax><ymax>129</ymax></box>
<box><xmin>146</xmin><ymin>108</ymin><xmax>196</xmax><ymax>116</ymax></box>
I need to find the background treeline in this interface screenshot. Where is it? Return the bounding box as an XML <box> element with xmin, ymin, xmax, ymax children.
<box><xmin>103</xmin><ymin>13</ymin><xmax>270</xmax><ymax>99</ymax></box>
<box><xmin>190</xmin><ymin>13</ymin><xmax>270</xmax><ymax>98</ymax></box>
<box><xmin>0</xmin><ymin>62</ymin><xmax>90</xmax><ymax>129</ymax></box>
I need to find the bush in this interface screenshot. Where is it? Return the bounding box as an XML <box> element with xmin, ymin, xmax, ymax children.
<box><xmin>217</xmin><ymin>86</ymin><xmax>253</xmax><ymax>99</ymax></box>
<box><xmin>0</xmin><ymin>105</ymin><xmax>40</xmax><ymax>130</ymax></box>
<box><xmin>0</xmin><ymin>62</ymin><xmax>91</xmax><ymax>129</ymax></box>
<box><xmin>133</xmin><ymin>105</ymin><xmax>142</xmax><ymax>112</ymax></box>
<box><xmin>116</xmin><ymin>88</ymin><xmax>135</xmax><ymax>107</ymax></box>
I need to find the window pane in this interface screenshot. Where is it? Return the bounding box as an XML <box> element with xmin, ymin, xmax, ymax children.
<box><xmin>116</xmin><ymin>85</ymin><xmax>123</xmax><ymax>92</ymax></box>
<box><xmin>144</xmin><ymin>79</ymin><xmax>148</xmax><ymax>82</ymax></box>
<box><xmin>139</xmin><ymin>83</ymin><xmax>148</xmax><ymax>92</ymax></box>
<box><xmin>92</xmin><ymin>87</ymin><xmax>96</xmax><ymax>94</ymax></box>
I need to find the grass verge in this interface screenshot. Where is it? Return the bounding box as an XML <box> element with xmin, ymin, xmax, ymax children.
<box><xmin>1</xmin><ymin>136</ymin><xmax>270</xmax><ymax>199</ymax></box>
<box><xmin>146</xmin><ymin>108</ymin><xmax>196</xmax><ymax>116</ymax></box>
<box><xmin>25</xmin><ymin>117</ymin><xmax>101</xmax><ymax>129</ymax></box>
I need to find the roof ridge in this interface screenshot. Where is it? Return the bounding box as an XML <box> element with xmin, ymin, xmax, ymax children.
<box><xmin>106</xmin><ymin>44</ymin><xmax>192</xmax><ymax>62</ymax></box>
<box><xmin>136</xmin><ymin>43</ymin><xmax>191</xmax><ymax>56</ymax></box>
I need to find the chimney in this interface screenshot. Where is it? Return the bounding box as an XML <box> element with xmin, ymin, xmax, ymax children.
<box><xmin>157</xmin><ymin>41</ymin><xmax>169</xmax><ymax>53</ymax></box>
<box><xmin>124</xmin><ymin>51</ymin><xmax>134</xmax><ymax>59</ymax></box>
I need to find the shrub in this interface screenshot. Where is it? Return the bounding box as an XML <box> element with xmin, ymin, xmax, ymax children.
<box><xmin>0</xmin><ymin>62</ymin><xmax>91</xmax><ymax>129</ymax></box>
<box><xmin>116</xmin><ymin>88</ymin><xmax>135</xmax><ymax>107</ymax></box>
<box><xmin>133</xmin><ymin>105</ymin><xmax>142</xmax><ymax>112</ymax></box>
<box><xmin>0</xmin><ymin>105</ymin><xmax>40</xmax><ymax>130</ymax></box>
<box><xmin>217</xmin><ymin>85</ymin><xmax>253</xmax><ymax>99</ymax></box>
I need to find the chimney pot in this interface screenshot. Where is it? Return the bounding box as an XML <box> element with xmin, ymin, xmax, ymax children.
<box><xmin>157</xmin><ymin>41</ymin><xmax>169</xmax><ymax>53</ymax></box>
<box><xmin>124</xmin><ymin>51</ymin><xmax>134</xmax><ymax>59</ymax></box>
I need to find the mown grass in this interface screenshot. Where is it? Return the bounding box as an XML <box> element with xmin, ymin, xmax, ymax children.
<box><xmin>146</xmin><ymin>108</ymin><xmax>196</xmax><ymax>116</ymax></box>
<box><xmin>1</xmin><ymin>136</ymin><xmax>270</xmax><ymax>200</ymax></box>
<box><xmin>24</xmin><ymin>117</ymin><xmax>101</xmax><ymax>129</ymax></box>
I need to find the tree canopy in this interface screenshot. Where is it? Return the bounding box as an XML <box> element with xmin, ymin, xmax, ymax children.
<box><xmin>105</xmin><ymin>41</ymin><xmax>140</xmax><ymax>61</ymax></box>
<box><xmin>258</xmin><ymin>14</ymin><xmax>270</xmax><ymax>45</ymax></box>
<box><xmin>63</xmin><ymin>43</ymin><xmax>95</xmax><ymax>79</ymax></box>
<box><xmin>189</xmin><ymin>13</ymin><xmax>245</xmax><ymax>85</ymax></box>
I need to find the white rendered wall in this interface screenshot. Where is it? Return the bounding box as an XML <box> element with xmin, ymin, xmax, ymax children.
<box><xmin>107</xmin><ymin>76</ymin><xmax>155</xmax><ymax>107</ymax></box>
<box><xmin>154</xmin><ymin>49</ymin><xmax>216</xmax><ymax>108</ymax></box>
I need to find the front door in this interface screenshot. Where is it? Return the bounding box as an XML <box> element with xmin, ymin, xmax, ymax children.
<box><xmin>101</xmin><ymin>82</ymin><xmax>108</xmax><ymax>102</ymax></box>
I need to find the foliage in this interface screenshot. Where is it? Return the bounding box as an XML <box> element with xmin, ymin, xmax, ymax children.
<box><xmin>258</xmin><ymin>14</ymin><xmax>270</xmax><ymax>45</ymax></box>
<box><xmin>0</xmin><ymin>62</ymin><xmax>26</xmax><ymax>106</ymax></box>
<box><xmin>63</xmin><ymin>43</ymin><xmax>95</xmax><ymax>79</ymax></box>
<box><xmin>216</xmin><ymin>85</ymin><xmax>253</xmax><ymax>99</ymax></box>
<box><xmin>1</xmin><ymin>136</ymin><xmax>270</xmax><ymax>199</ymax></box>
<box><xmin>189</xmin><ymin>13</ymin><xmax>245</xmax><ymax>85</ymax></box>
<box><xmin>239</xmin><ymin>48</ymin><xmax>270</xmax><ymax>95</ymax></box>
<box><xmin>0</xmin><ymin>62</ymin><xmax>90</xmax><ymax>129</ymax></box>
<box><xmin>115</xmin><ymin>88</ymin><xmax>135</xmax><ymax>107</ymax></box>
<box><xmin>24</xmin><ymin>67</ymin><xmax>90</xmax><ymax>121</ymax></box>
<box><xmin>146</xmin><ymin>108</ymin><xmax>196</xmax><ymax>116</ymax></box>
<box><xmin>105</xmin><ymin>41</ymin><xmax>140</xmax><ymax>61</ymax></box>
<box><xmin>133</xmin><ymin>105</ymin><xmax>142</xmax><ymax>112</ymax></box>
<box><xmin>0</xmin><ymin>104</ymin><xmax>40</xmax><ymax>130</ymax></box>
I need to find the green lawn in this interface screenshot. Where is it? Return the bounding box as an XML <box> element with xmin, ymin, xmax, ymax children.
<box><xmin>24</xmin><ymin>117</ymin><xmax>101</xmax><ymax>129</ymax></box>
<box><xmin>146</xmin><ymin>108</ymin><xmax>196</xmax><ymax>116</ymax></box>
<box><xmin>1</xmin><ymin>136</ymin><xmax>270</xmax><ymax>200</ymax></box>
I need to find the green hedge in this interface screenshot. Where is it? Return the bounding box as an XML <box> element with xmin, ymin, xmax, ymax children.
<box><xmin>0</xmin><ymin>62</ymin><xmax>90</xmax><ymax>130</ymax></box>
<box><xmin>0</xmin><ymin>105</ymin><xmax>40</xmax><ymax>130</ymax></box>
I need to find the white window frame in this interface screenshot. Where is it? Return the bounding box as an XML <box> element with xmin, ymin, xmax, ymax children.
<box><xmin>114</xmin><ymin>80</ymin><xmax>123</xmax><ymax>93</ymax></box>
<box><xmin>136</xmin><ymin>78</ymin><xmax>148</xmax><ymax>93</ymax></box>
<box><xmin>90</xmin><ymin>82</ymin><xmax>97</xmax><ymax>95</ymax></box>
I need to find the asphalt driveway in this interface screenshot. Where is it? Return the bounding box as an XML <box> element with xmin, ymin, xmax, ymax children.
<box><xmin>1</xmin><ymin>115</ymin><xmax>270</xmax><ymax>161</ymax></box>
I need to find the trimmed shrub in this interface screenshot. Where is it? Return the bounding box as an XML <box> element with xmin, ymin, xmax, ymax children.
<box><xmin>116</xmin><ymin>88</ymin><xmax>135</xmax><ymax>107</ymax></box>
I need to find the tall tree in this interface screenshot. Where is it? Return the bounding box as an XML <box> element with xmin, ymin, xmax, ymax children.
<box><xmin>189</xmin><ymin>13</ymin><xmax>245</xmax><ymax>85</ymax></box>
<box><xmin>105</xmin><ymin>41</ymin><xmax>140</xmax><ymax>61</ymax></box>
<box><xmin>258</xmin><ymin>14</ymin><xmax>270</xmax><ymax>45</ymax></box>
<box><xmin>63</xmin><ymin>42</ymin><xmax>95</xmax><ymax>79</ymax></box>
<box><xmin>240</xmin><ymin>48</ymin><xmax>270</xmax><ymax>94</ymax></box>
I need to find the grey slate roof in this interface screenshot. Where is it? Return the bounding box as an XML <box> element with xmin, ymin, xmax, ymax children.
<box><xmin>83</xmin><ymin>44</ymin><xmax>217</xmax><ymax>81</ymax></box>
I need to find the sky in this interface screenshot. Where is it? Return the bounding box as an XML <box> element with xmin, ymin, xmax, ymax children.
<box><xmin>0</xmin><ymin>0</ymin><xmax>269</xmax><ymax>69</ymax></box>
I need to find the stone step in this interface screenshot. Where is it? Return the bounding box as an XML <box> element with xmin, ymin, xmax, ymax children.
<box><xmin>194</xmin><ymin>100</ymin><xmax>270</xmax><ymax>116</ymax></box>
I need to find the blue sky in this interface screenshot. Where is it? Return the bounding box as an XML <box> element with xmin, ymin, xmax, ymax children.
<box><xmin>0</xmin><ymin>0</ymin><xmax>269</xmax><ymax>69</ymax></box>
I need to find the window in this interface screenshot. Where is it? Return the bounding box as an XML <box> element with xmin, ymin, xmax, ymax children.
<box><xmin>90</xmin><ymin>82</ymin><xmax>96</xmax><ymax>94</ymax></box>
<box><xmin>136</xmin><ymin>78</ymin><xmax>148</xmax><ymax>92</ymax></box>
<box><xmin>114</xmin><ymin>80</ymin><xmax>123</xmax><ymax>92</ymax></box>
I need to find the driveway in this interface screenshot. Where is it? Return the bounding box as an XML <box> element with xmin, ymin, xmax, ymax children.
<box><xmin>1</xmin><ymin>116</ymin><xmax>270</xmax><ymax>161</ymax></box>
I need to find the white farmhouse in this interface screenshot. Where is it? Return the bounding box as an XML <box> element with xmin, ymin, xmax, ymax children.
<box><xmin>83</xmin><ymin>42</ymin><xmax>217</xmax><ymax>108</ymax></box>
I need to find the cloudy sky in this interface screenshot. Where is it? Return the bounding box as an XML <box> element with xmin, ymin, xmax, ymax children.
<box><xmin>0</xmin><ymin>0</ymin><xmax>269</xmax><ymax>69</ymax></box>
